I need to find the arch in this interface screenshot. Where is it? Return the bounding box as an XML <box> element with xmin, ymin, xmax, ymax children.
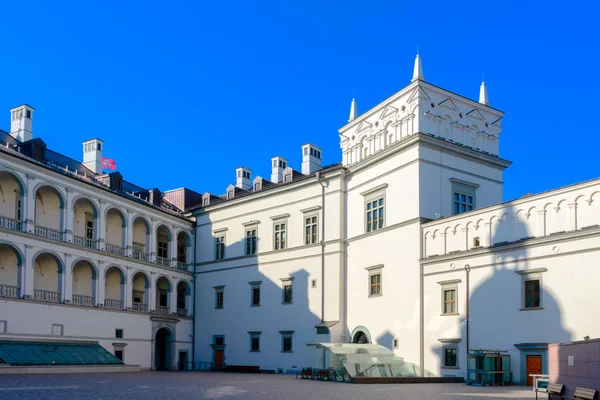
<box><xmin>104</xmin><ymin>265</ymin><xmax>126</xmax><ymax>284</ymax></box>
<box><xmin>176</xmin><ymin>230</ymin><xmax>191</xmax><ymax>246</ymax></box>
<box><xmin>32</xmin><ymin>183</ymin><xmax>66</xmax><ymax>209</ymax></box>
<box><xmin>155</xmin><ymin>275</ymin><xmax>173</xmax><ymax>292</ymax></box>
<box><xmin>131</xmin><ymin>214</ymin><xmax>151</xmax><ymax>234</ymax></box>
<box><xmin>0</xmin><ymin>241</ymin><xmax>24</xmax><ymax>266</ymax></box>
<box><xmin>71</xmin><ymin>195</ymin><xmax>99</xmax><ymax>217</ymax></box>
<box><xmin>0</xmin><ymin>169</ymin><xmax>26</xmax><ymax>197</ymax></box>
<box><xmin>351</xmin><ymin>326</ymin><xmax>372</xmax><ymax>344</ymax></box>
<box><xmin>131</xmin><ymin>270</ymin><xmax>151</xmax><ymax>288</ymax></box>
<box><xmin>154</xmin><ymin>326</ymin><xmax>174</xmax><ymax>371</ymax></box>
<box><xmin>176</xmin><ymin>279</ymin><xmax>192</xmax><ymax>295</ymax></box>
<box><xmin>71</xmin><ymin>257</ymin><xmax>98</xmax><ymax>279</ymax></box>
<box><xmin>31</xmin><ymin>250</ymin><xmax>64</xmax><ymax>273</ymax></box>
<box><xmin>156</xmin><ymin>224</ymin><xmax>173</xmax><ymax>241</ymax></box>
<box><xmin>104</xmin><ymin>206</ymin><xmax>127</xmax><ymax>227</ymax></box>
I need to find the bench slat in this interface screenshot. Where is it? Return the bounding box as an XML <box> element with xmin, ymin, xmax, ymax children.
<box><xmin>547</xmin><ymin>383</ymin><xmax>564</xmax><ymax>394</ymax></box>
<box><xmin>573</xmin><ymin>386</ymin><xmax>598</xmax><ymax>400</ymax></box>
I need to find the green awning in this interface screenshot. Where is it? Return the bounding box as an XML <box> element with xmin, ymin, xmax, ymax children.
<box><xmin>0</xmin><ymin>341</ymin><xmax>123</xmax><ymax>366</ymax></box>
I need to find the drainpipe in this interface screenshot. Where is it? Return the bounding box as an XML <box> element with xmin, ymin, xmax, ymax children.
<box><xmin>465</xmin><ymin>264</ymin><xmax>471</xmax><ymax>375</ymax></box>
<box><xmin>191</xmin><ymin>218</ymin><xmax>197</xmax><ymax>370</ymax></box>
<box><xmin>316</xmin><ymin>171</ymin><xmax>326</xmax><ymax>323</ymax></box>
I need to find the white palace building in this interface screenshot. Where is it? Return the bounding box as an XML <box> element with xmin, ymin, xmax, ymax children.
<box><xmin>0</xmin><ymin>55</ymin><xmax>598</xmax><ymax>384</ymax></box>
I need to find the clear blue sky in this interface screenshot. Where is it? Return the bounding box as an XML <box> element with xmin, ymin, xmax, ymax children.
<box><xmin>1</xmin><ymin>1</ymin><xmax>599</xmax><ymax>201</ymax></box>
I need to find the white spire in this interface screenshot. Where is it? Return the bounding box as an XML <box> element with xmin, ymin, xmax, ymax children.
<box><xmin>411</xmin><ymin>53</ymin><xmax>424</xmax><ymax>82</ymax></box>
<box><xmin>479</xmin><ymin>81</ymin><xmax>489</xmax><ymax>106</ymax></box>
<box><xmin>348</xmin><ymin>97</ymin><xmax>358</xmax><ymax>122</ymax></box>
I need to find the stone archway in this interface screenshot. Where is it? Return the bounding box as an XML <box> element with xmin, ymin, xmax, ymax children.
<box><xmin>155</xmin><ymin>327</ymin><xmax>173</xmax><ymax>370</ymax></box>
<box><xmin>351</xmin><ymin>326</ymin><xmax>372</xmax><ymax>344</ymax></box>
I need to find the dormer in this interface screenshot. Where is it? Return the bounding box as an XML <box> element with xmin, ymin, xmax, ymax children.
<box><xmin>282</xmin><ymin>167</ymin><xmax>293</xmax><ymax>183</ymax></box>
<box><xmin>226</xmin><ymin>184</ymin><xmax>236</xmax><ymax>199</ymax></box>
<box><xmin>253</xmin><ymin>176</ymin><xmax>263</xmax><ymax>192</ymax></box>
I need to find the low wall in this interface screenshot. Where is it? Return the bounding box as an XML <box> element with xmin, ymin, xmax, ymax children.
<box><xmin>549</xmin><ymin>338</ymin><xmax>600</xmax><ymax>396</ymax></box>
<box><xmin>0</xmin><ymin>364</ymin><xmax>141</xmax><ymax>374</ymax></box>
<box><xmin>353</xmin><ymin>377</ymin><xmax>464</xmax><ymax>384</ymax></box>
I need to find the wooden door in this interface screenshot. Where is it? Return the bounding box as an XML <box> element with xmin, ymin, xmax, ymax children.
<box><xmin>214</xmin><ymin>350</ymin><xmax>224</xmax><ymax>369</ymax></box>
<box><xmin>526</xmin><ymin>355</ymin><xmax>542</xmax><ymax>386</ymax></box>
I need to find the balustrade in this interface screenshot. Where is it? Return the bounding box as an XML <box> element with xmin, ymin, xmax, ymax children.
<box><xmin>0</xmin><ymin>284</ymin><xmax>19</xmax><ymax>298</ymax></box>
<box><xmin>132</xmin><ymin>250</ymin><xmax>149</xmax><ymax>262</ymax></box>
<box><xmin>73</xmin><ymin>235</ymin><xmax>97</xmax><ymax>249</ymax></box>
<box><xmin>34</xmin><ymin>225</ymin><xmax>63</xmax><ymax>241</ymax></box>
<box><xmin>176</xmin><ymin>262</ymin><xmax>189</xmax><ymax>271</ymax></box>
<box><xmin>72</xmin><ymin>294</ymin><xmax>95</xmax><ymax>307</ymax></box>
<box><xmin>155</xmin><ymin>305</ymin><xmax>170</xmax><ymax>315</ymax></box>
<box><xmin>34</xmin><ymin>289</ymin><xmax>61</xmax><ymax>303</ymax></box>
<box><xmin>104</xmin><ymin>298</ymin><xmax>123</xmax><ymax>310</ymax></box>
<box><xmin>105</xmin><ymin>243</ymin><xmax>125</xmax><ymax>256</ymax></box>
<box><xmin>0</xmin><ymin>216</ymin><xmax>22</xmax><ymax>232</ymax></box>
<box><xmin>131</xmin><ymin>302</ymin><xmax>147</xmax><ymax>312</ymax></box>
<box><xmin>177</xmin><ymin>308</ymin><xmax>188</xmax><ymax>317</ymax></box>
<box><xmin>156</xmin><ymin>257</ymin><xmax>171</xmax><ymax>267</ymax></box>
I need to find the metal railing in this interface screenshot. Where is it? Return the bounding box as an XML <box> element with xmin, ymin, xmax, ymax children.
<box><xmin>0</xmin><ymin>284</ymin><xmax>19</xmax><ymax>298</ymax></box>
<box><xmin>72</xmin><ymin>294</ymin><xmax>95</xmax><ymax>307</ymax></box>
<box><xmin>177</xmin><ymin>308</ymin><xmax>188</xmax><ymax>317</ymax></box>
<box><xmin>105</xmin><ymin>243</ymin><xmax>125</xmax><ymax>256</ymax></box>
<box><xmin>34</xmin><ymin>289</ymin><xmax>61</xmax><ymax>303</ymax></box>
<box><xmin>105</xmin><ymin>298</ymin><xmax>123</xmax><ymax>310</ymax></box>
<box><xmin>183</xmin><ymin>361</ymin><xmax>220</xmax><ymax>371</ymax></box>
<box><xmin>132</xmin><ymin>302</ymin><xmax>147</xmax><ymax>312</ymax></box>
<box><xmin>132</xmin><ymin>250</ymin><xmax>149</xmax><ymax>262</ymax></box>
<box><xmin>0</xmin><ymin>216</ymin><xmax>23</xmax><ymax>232</ymax></box>
<box><xmin>73</xmin><ymin>235</ymin><xmax>97</xmax><ymax>249</ymax></box>
<box><xmin>156</xmin><ymin>256</ymin><xmax>171</xmax><ymax>267</ymax></box>
<box><xmin>155</xmin><ymin>305</ymin><xmax>170</xmax><ymax>315</ymax></box>
<box><xmin>176</xmin><ymin>262</ymin><xmax>189</xmax><ymax>271</ymax></box>
<box><xmin>34</xmin><ymin>225</ymin><xmax>63</xmax><ymax>241</ymax></box>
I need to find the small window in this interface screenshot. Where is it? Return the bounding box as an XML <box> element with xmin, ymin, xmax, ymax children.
<box><xmin>26</xmin><ymin>109</ymin><xmax>32</xmax><ymax>119</ymax></box>
<box><xmin>250</xmin><ymin>283</ymin><xmax>261</xmax><ymax>307</ymax></box>
<box><xmin>473</xmin><ymin>237</ymin><xmax>480</xmax><ymax>248</ymax></box>
<box><xmin>443</xmin><ymin>289</ymin><xmax>457</xmax><ymax>314</ymax></box>
<box><xmin>115</xmin><ymin>329</ymin><xmax>123</xmax><ymax>339</ymax></box>
<box><xmin>524</xmin><ymin>279</ymin><xmax>540</xmax><ymax>309</ymax></box>
<box><xmin>253</xmin><ymin>182</ymin><xmax>261</xmax><ymax>191</ymax></box>
<box><xmin>97</xmin><ymin>142</ymin><xmax>102</xmax><ymax>151</ymax></box>
<box><xmin>370</xmin><ymin>273</ymin><xmax>381</xmax><ymax>296</ymax></box>
<box><xmin>15</xmin><ymin>195</ymin><xmax>21</xmax><ymax>221</ymax></box>
<box><xmin>215</xmin><ymin>236</ymin><xmax>225</xmax><ymax>260</ymax></box>
<box><xmin>203</xmin><ymin>197</ymin><xmax>209</xmax><ymax>206</ymax></box>
<box><xmin>283</xmin><ymin>282</ymin><xmax>293</xmax><ymax>304</ymax></box>
<box><xmin>158</xmin><ymin>240</ymin><xmax>168</xmax><ymax>258</ymax></box>
<box><xmin>393</xmin><ymin>339</ymin><xmax>399</xmax><ymax>349</ymax></box>
<box><xmin>304</xmin><ymin>215</ymin><xmax>318</xmax><ymax>244</ymax></box>
<box><xmin>311</xmin><ymin>279</ymin><xmax>317</xmax><ymax>289</ymax></box>
<box><xmin>215</xmin><ymin>286</ymin><xmax>224</xmax><ymax>309</ymax></box>
<box><xmin>451</xmin><ymin>180</ymin><xmax>478</xmax><ymax>215</ymax></box>
<box><xmin>245</xmin><ymin>228</ymin><xmax>257</xmax><ymax>255</ymax></box>
<box><xmin>274</xmin><ymin>222</ymin><xmax>287</xmax><ymax>250</ymax></box>
<box><xmin>443</xmin><ymin>347</ymin><xmax>458</xmax><ymax>367</ymax></box>
<box><xmin>86</xmin><ymin>218</ymin><xmax>94</xmax><ymax>240</ymax></box>
<box><xmin>366</xmin><ymin>197</ymin><xmax>385</xmax><ymax>232</ymax></box>
<box><xmin>115</xmin><ymin>350</ymin><xmax>123</xmax><ymax>361</ymax></box>
<box><xmin>227</xmin><ymin>189</ymin><xmax>234</xmax><ymax>199</ymax></box>
<box><xmin>281</xmin><ymin>333</ymin><xmax>293</xmax><ymax>353</ymax></box>
<box><xmin>214</xmin><ymin>336</ymin><xmax>225</xmax><ymax>346</ymax></box>
<box><xmin>250</xmin><ymin>334</ymin><xmax>260</xmax><ymax>352</ymax></box>
<box><xmin>284</xmin><ymin>174</ymin><xmax>292</xmax><ymax>183</ymax></box>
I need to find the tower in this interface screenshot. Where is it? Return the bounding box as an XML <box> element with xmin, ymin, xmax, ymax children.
<box><xmin>301</xmin><ymin>143</ymin><xmax>322</xmax><ymax>175</ymax></box>
<box><xmin>82</xmin><ymin>138</ymin><xmax>104</xmax><ymax>174</ymax></box>
<box><xmin>9</xmin><ymin>105</ymin><xmax>34</xmax><ymax>142</ymax></box>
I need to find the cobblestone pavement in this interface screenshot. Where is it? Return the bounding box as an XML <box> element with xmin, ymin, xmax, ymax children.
<box><xmin>0</xmin><ymin>372</ymin><xmax>535</xmax><ymax>400</ymax></box>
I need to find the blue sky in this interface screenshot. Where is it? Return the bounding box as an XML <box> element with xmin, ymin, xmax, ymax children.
<box><xmin>1</xmin><ymin>1</ymin><xmax>598</xmax><ymax>201</ymax></box>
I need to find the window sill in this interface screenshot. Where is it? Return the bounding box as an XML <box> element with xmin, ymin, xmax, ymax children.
<box><xmin>441</xmin><ymin>366</ymin><xmax>460</xmax><ymax>369</ymax></box>
<box><xmin>282</xmin><ymin>302</ymin><xmax>293</xmax><ymax>305</ymax></box>
<box><xmin>368</xmin><ymin>293</ymin><xmax>383</xmax><ymax>298</ymax></box>
<box><xmin>250</xmin><ymin>350</ymin><xmax>260</xmax><ymax>353</ymax></box>
<box><xmin>250</xmin><ymin>304</ymin><xmax>261</xmax><ymax>307</ymax></box>
<box><xmin>520</xmin><ymin>307</ymin><xmax>544</xmax><ymax>311</ymax></box>
<box><xmin>281</xmin><ymin>351</ymin><xmax>294</xmax><ymax>353</ymax></box>
<box><xmin>215</xmin><ymin>307</ymin><xmax>224</xmax><ymax>310</ymax></box>
<box><xmin>440</xmin><ymin>313</ymin><xmax>460</xmax><ymax>316</ymax></box>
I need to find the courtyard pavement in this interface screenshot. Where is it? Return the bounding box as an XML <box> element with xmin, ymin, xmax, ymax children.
<box><xmin>0</xmin><ymin>371</ymin><xmax>536</xmax><ymax>400</ymax></box>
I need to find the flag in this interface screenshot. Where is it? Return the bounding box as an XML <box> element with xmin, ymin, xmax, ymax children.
<box><xmin>101</xmin><ymin>157</ymin><xmax>116</xmax><ymax>170</ymax></box>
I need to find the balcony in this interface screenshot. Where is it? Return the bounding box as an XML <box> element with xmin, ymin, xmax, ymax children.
<box><xmin>34</xmin><ymin>289</ymin><xmax>61</xmax><ymax>303</ymax></box>
<box><xmin>177</xmin><ymin>308</ymin><xmax>188</xmax><ymax>317</ymax></box>
<box><xmin>105</xmin><ymin>243</ymin><xmax>125</xmax><ymax>256</ymax></box>
<box><xmin>72</xmin><ymin>294</ymin><xmax>95</xmax><ymax>307</ymax></box>
<box><xmin>0</xmin><ymin>216</ymin><xmax>23</xmax><ymax>232</ymax></box>
<box><xmin>177</xmin><ymin>262</ymin><xmax>189</xmax><ymax>271</ymax></box>
<box><xmin>132</xmin><ymin>250</ymin><xmax>149</xmax><ymax>262</ymax></box>
<box><xmin>132</xmin><ymin>302</ymin><xmax>147</xmax><ymax>312</ymax></box>
<box><xmin>156</xmin><ymin>257</ymin><xmax>171</xmax><ymax>267</ymax></box>
<box><xmin>34</xmin><ymin>225</ymin><xmax>64</xmax><ymax>241</ymax></box>
<box><xmin>73</xmin><ymin>235</ymin><xmax>97</xmax><ymax>250</ymax></box>
<box><xmin>155</xmin><ymin>305</ymin><xmax>170</xmax><ymax>315</ymax></box>
<box><xmin>104</xmin><ymin>298</ymin><xmax>123</xmax><ymax>310</ymax></box>
<box><xmin>0</xmin><ymin>284</ymin><xmax>19</xmax><ymax>299</ymax></box>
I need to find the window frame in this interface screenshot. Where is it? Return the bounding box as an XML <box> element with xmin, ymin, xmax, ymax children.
<box><xmin>115</xmin><ymin>329</ymin><xmax>124</xmax><ymax>339</ymax></box>
<box><xmin>516</xmin><ymin>269</ymin><xmax>545</xmax><ymax>310</ymax></box>
<box><xmin>157</xmin><ymin>240</ymin><xmax>168</xmax><ymax>259</ymax></box>
<box><xmin>214</xmin><ymin>285</ymin><xmax>224</xmax><ymax>309</ymax></box>
<box><xmin>361</xmin><ymin>186</ymin><xmax>387</xmax><ymax>234</ymax></box>
<box><xmin>273</xmin><ymin>219</ymin><xmax>287</xmax><ymax>250</ymax></box>
<box><xmin>442</xmin><ymin>345</ymin><xmax>459</xmax><ymax>368</ymax></box>
<box><xmin>245</xmin><ymin>227</ymin><xmax>258</xmax><ymax>255</ymax></box>
<box><xmin>365</xmin><ymin>265</ymin><xmax>383</xmax><ymax>298</ymax></box>
<box><xmin>438</xmin><ymin>279</ymin><xmax>461</xmax><ymax>316</ymax></box>
<box><xmin>281</xmin><ymin>277</ymin><xmax>294</xmax><ymax>304</ymax></box>
<box><xmin>215</xmin><ymin>235</ymin><xmax>225</xmax><ymax>260</ymax></box>
<box><xmin>249</xmin><ymin>281</ymin><xmax>261</xmax><ymax>307</ymax></box>
<box><xmin>280</xmin><ymin>331</ymin><xmax>294</xmax><ymax>353</ymax></box>
<box><xmin>248</xmin><ymin>331</ymin><xmax>261</xmax><ymax>352</ymax></box>
<box><xmin>304</xmin><ymin>213</ymin><xmax>319</xmax><ymax>245</ymax></box>
<box><xmin>450</xmin><ymin>179</ymin><xmax>479</xmax><ymax>215</ymax></box>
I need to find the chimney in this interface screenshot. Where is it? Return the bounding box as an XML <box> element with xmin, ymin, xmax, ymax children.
<box><xmin>271</xmin><ymin>156</ymin><xmax>288</xmax><ymax>183</ymax></box>
<box><xmin>82</xmin><ymin>138</ymin><xmax>104</xmax><ymax>174</ymax></box>
<box><xmin>148</xmin><ymin>188</ymin><xmax>162</xmax><ymax>206</ymax></box>
<box><xmin>301</xmin><ymin>143</ymin><xmax>322</xmax><ymax>175</ymax></box>
<box><xmin>236</xmin><ymin>166</ymin><xmax>252</xmax><ymax>190</ymax></box>
<box><xmin>10</xmin><ymin>104</ymin><xmax>34</xmax><ymax>142</ymax></box>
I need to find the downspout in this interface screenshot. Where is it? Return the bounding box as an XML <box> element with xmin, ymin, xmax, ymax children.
<box><xmin>465</xmin><ymin>264</ymin><xmax>471</xmax><ymax>379</ymax></box>
<box><xmin>316</xmin><ymin>171</ymin><xmax>326</xmax><ymax>322</ymax></box>
<box><xmin>191</xmin><ymin>216</ymin><xmax>197</xmax><ymax>370</ymax></box>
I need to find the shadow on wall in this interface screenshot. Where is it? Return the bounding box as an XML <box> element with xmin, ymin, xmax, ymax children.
<box><xmin>195</xmin><ymin>223</ymin><xmax>324</xmax><ymax>373</ymax></box>
<box><xmin>430</xmin><ymin>206</ymin><xmax>572</xmax><ymax>385</ymax></box>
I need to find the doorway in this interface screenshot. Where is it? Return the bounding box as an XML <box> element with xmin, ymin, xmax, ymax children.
<box><xmin>155</xmin><ymin>328</ymin><xmax>172</xmax><ymax>370</ymax></box>
<box><xmin>179</xmin><ymin>351</ymin><xmax>188</xmax><ymax>371</ymax></box>
<box><xmin>526</xmin><ymin>355</ymin><xmax>542</xmax><ymax>386</ymax></box>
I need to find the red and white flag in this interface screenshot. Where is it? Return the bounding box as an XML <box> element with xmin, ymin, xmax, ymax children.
<box><xmin>101</xmin><ymin>157</ymin><xmax>116</xmax><ymax>170</ymax></box>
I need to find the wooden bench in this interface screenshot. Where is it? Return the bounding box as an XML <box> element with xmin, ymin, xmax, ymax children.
<box><xmin>536</xmin><ymin>383</ymin><xmax>564</xmax><ymax>400</ymax></box>
<box><xmin>571</xmin><ymin>387</ymin><xmax>598</xmax><ymax>400</ymax></box>
<box><xmin>299</xmin><ymin>368</ymin><xmax>312</xmax><ymax>379</ymax></box>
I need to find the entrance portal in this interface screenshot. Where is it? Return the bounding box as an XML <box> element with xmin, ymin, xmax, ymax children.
<box><xmin>155</xmin><ymin>328</ymin><xmax>172</xmax><ymax>370</ymax></box>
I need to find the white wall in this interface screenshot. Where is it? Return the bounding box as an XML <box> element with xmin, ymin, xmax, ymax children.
<box><xmin>0</xmin><ymin>244</ymin><xmax>19</xmax><ymax>286</ymax></box>
<box><xmin>34</xmin><ymin>186</ymin><xmax>62</xmax><ymax>230</ymax></box>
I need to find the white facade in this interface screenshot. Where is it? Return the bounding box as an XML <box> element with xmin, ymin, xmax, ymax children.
<box><xmin>191</xmin><ymin>56</ymin><xmax>599</xmax><ymax>384</ymax></box>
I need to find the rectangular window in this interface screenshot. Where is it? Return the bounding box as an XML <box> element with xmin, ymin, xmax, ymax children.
<box><xmin>214</xmin><ymin>336</ymin><xmax>225</xmax><ymax>346</ymax></box>
<box><xmin>115</xmin><ymin>329</ymin><xmax>123</xmax><ymax>339</ymax></box>
<box><xmin>305</xmin><ymin>215</ymin><xmax>318</xmax><ymax>244</ymax></box>
<box><xmin>215</xmin><ymin>236</ymin><xmax>225</xmax><ymax>260</ymax></box>
<box><xmin>281</xmin><ymin>333</ymin><xmax>293</xmax><ymax>352</ymax></box>
<box><xmin>366</xmin><ymin>197</ymin><xmax>385</xmax><ymax>232</ymax></box>
<box><xmin>443</xmin><ymin>289</ymin><xmax>457</xmax><ymax>314</ymax></box>
<box><xmin>444</xmin><ymin>348</ymin><xmax>457</xmax><ymax>367</ymax></box>
<box><xmin>370</xmin><ymin>273</ymin><xmax>381</xmax><ymax>296</ymax></box>
<box><xmin>115</xmin><ymin>350</ymin><xmax>123</xmax><ymax>361</ymax></box>
<box><xmin>250</xmin><ymin>283</ymin><xmax>261</xmax><ymax>307</ymax></box>
<box><xmin>85</xmin><ymin>219</ymin><xmax>94</xmax><ymax>239</ymax></box>
<box><xmin>203</xmin><ymin>197</ymin><xmax>209</xmax><ymax>206</ymax></box>
<box><xmin>274</xmin><ymin>222</ymin><xmax>287</xmax><ymax>250</ymax></box>
<box><xmin>450</xmin><ymin>180</ymin><xmax>478</xmax><ymax>215</ymax></box>
<box><xmin>245</xmin><ymin>228</ymin><xmax>257</xmax><ymax>255</ymax></box>
<box><xmin>249</xmin><ymin>333</ymin><xmax>261</xmax><ymax>352</ymax></box>
<box><xmin>158</xmin><ymin>240</ymin><xmax>168</xmax><ymax>258</ymax></box>
<box><xmin>524</xmin><ymin>279</ymin><xmax>540</xmax><ymax>308</ymax></box>
<box><xmin>453</xmin><ymin>192</ymin><xmax>474</xmax><ymax>215</ymax></box>
<box><xmin>283</xmin><ymin>282</ymin><xmax>293</xmax><ymax>304</ymax></box>
<box><xmin>215</xmin><ymin>287</ymin><xmax>224</xmax><ymax>309</ymax></box>
<box><xmin>15</xmin><ymin>195</ymin><xmax>21</xmax><ymax>220</ymax></box>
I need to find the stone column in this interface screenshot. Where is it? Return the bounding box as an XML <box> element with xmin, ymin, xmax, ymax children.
<box><xmin>170</xmin><ymin>279</ymin><xmax>177</xmax><ymax>315</ymax></box>
<box><xmin>97</xmin><ymin>261</ymin><xmax>106</xmax><ymax>307</ymax></box>
<box><xmin>22</xmin><ymin>244</ymin><xmax>34</xmax><ymax>298</ymax></box>
<box><xmin>97</xmin><ymin>199</ymin><xmax>105</xmax><ymax>250</ymax></box>
<box><xmin>568</xmin><ymin>203</ymin><xmax>577</xmax><ymax>231</ymax></box>
<box><xmin>64</xmin><ymin>188</ymin><xmax>74</xmax><ymax>244</ymax></box>
<box><xmin>125</xmin><ymin>266</ymin><xmax>133</xmax><ymax>309</ymax></box>
<box><xmin>24</xmin><ymin>174</ymin><xmax>36</xmax><ymax>234</ymax></box>
<box><xmin>482</xmin><ymin>222</ymin><xmax>492</xmax><ymax>247</ymax></box>
<box><xmin>461</xmin><ymin>227</ymin><xmax>468</xmax><ymax>251</ymax></box>
<box><xmin>537</xmin><ymin>210</ymin><xmax>547</xmax><ymax>237</ymax></box>
<box><xmin>62</xmin><ymin>253</ymin><xmax>73</xmax><ymax>303</ymax></box>
<box><xmin>149</xmin><ymin>272</ymin><xmax>157</xmax><ymax>312</ymax></box>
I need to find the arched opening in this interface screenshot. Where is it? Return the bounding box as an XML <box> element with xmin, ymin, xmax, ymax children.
<box><xmin>33</xmin><ymin>185</ymin><xmax>64</xmax><ymax>241</ymax></box>
<box><xmin>176</xmin><ymin>281</ymin><xmax>190</xmax><ymax>317</ymax></box>
<box><xmin>33</xmin><ymin>252</ymin><xmax>62</xmax><ymax>303</ymax></box>
<box><xmin>353</xmin><ymin>331</ymin><xmax>369</xmax><ymax>344</ymax></box>
<box><xmin>105</xmin><ymin>208</ymin><xmax>126</xmax><ymax>256</ymax></box>
<box><xmin>156</xmin><ymin>225</ymin><xmax>171</xmax><ymax>267</ymax></box>
<box><xmin>0</xmin><ymin>243</ymin><xmax>22</xmax><ymax>298</ymax></box>
<box><xmin>131</xmin><ymin>271</ymin><xmax>149</xmax><ymax>312</ymax></box>
<box><xmin>155</xmin><ymin>327</ymin><xmax>173</xmax><ymax>370</ymax></box>
<box><xmin>0</xmin><ymin>171</ymin><xmax>25</xmax><ymax>231</ymax></box>
<box><xmin>72</xmin><ymin>259</ymin><xmax>97</xmax><ymax>306</ymax></box>
<box><xmin>155</xmin><ymin>276</ymin><xmax>171</xmax><ymax>315</ymax></box>
<box><xmin>132</xmin><ymin>217</ymin><xmax>150</xmax><ymax>261</ymax></box>
<box><xmin>72</xmin><ymin>197</ymin><xmax>98</xmax><ymax>249</ymax></box>
<box><xmin>176</xmin><ymin>231</ymin><xmax>190</xmax><ymax>270</ymax></box>
<box><xmin>104</xmin><ymin>266</ymin><xmax>125</xmax><ymax>310</ymax></box>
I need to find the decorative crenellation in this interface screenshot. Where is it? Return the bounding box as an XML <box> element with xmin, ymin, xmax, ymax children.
<box><xmin>422</xmin><ymin>180</ymin><xmax>600</xmax><ymax>258</ymax></box>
